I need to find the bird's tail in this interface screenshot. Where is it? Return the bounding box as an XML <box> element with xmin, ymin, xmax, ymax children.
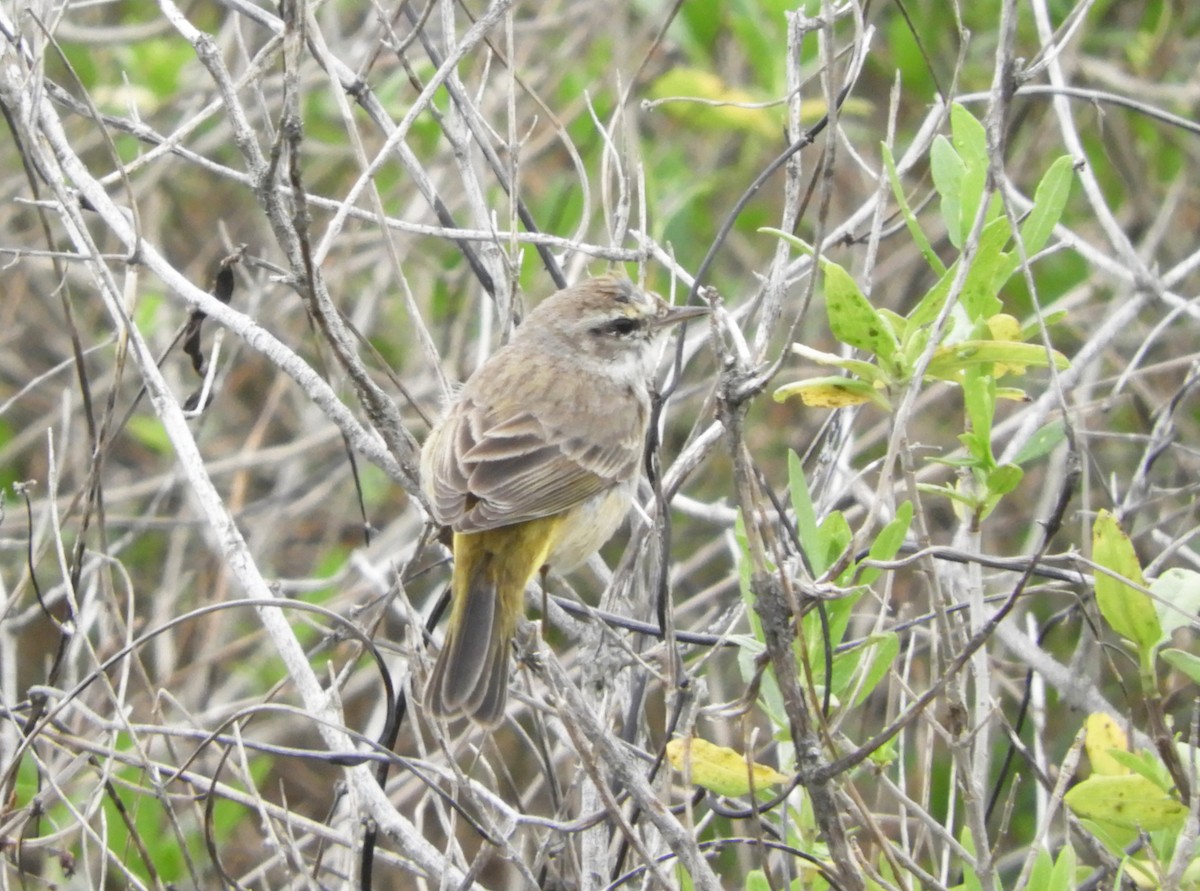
<box><xmin>425</xmin><ymin>520</ymin><xmax>561</xmax><ymax>726</ymax></box>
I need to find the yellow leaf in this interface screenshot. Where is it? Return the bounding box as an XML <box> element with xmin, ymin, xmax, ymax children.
<box><xmin>986</xmin><ymin>313</ymin><xmax>1026</xmax><ymax>375</ymax></box>
<box><xmin>774</xmin><ymin>377</ymin><xmax>891</xmax><ymax>410</ymax></box>
<box><xmin>986</xmin><ymin>313</ymin><xmax>1021</xmax><ymax>341</ymax></box>
<box><xmin>666</xmin><ymin>737</ymin><xmax>790</xmax><ymax>798</ymax></box>
<box><xmin>1085</xmin><ymin>713</ymin><xmax>1130</xmax><ymax>776</ymax></box>
<box><xmin>648</xmin><ymin>68</ymin><xmax>780</xmax><ymax>138</ymax></box>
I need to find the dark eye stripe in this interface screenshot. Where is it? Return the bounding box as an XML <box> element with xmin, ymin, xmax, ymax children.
<box><xmin>598</xmin><ymin>317</ymin><xmax>641</xmax><ymax>336</ymax></box>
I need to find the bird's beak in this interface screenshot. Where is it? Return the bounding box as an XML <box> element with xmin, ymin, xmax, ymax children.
<box><xmin>653</xmin><ymin>302</ymin><xmax>710</xmax><ymax>328</ymax></box>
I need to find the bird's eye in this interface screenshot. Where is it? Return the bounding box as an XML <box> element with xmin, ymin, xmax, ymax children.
<box><xmin>601</xmin><ymin>317</ymin><xmax>640</xmax><ymax>336</ymax></box>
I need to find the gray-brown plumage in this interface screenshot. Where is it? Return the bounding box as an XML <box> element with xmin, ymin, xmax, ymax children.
<box><xmin>421</xmin><ymin>276</ymin><xmax>706</xmax><ymax>725</ymax></box>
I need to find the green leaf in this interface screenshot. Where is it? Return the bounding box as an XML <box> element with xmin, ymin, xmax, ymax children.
<box><xmin>955</xmin><ymin>432</ymin><xmax>988</xmax><ymax>470</ymax></box>
<box><xmin>951</xmin><ymin>102</ymin><xmax>989</xmax><ymax>173</ymax></box>
<box><xmin>987</xmin><ymin>464</ymin><xmax>1024</xmax><ymax>497</ymax></box>
<box><xmin>822</xmin><ymin>261</ymin><xmax>899</xmax><ymax>361</ymax></box>
<box><xmin>1049</xmin><ymin>846</ymin><xmax>1077</xmax><ymax>891</ymax></box>
<box><xmin>0</xmin><ymin>419</ymin><xmax>17</xmax><ymax>491</ymax></box>
<box><xmin>857</xmin><ymin>501</ymin><xmax>913</xmax><ymax>586</ymax></box>
<box><xmin>916</xmin><ymin>482</ymin><xmax>972</xmax><ymax>508</ymax></box>
<box><xmin>839</xmin><ymin>632</ymin><xmax>900</xmax><ymax>708</ymax></box>
<box><xmin>960</xmin><ymin>216</ymin><xmax>1010</xmax><ymax>321</ymax></box>
<box><xmin>907</xmin><ymin>260</ymin><xmax>959</xmax><ymax>332</ymax></box>
<box><xmin>804</xmin><ymin>589</ymin><xmax>862</xmax><ymax>674</ymax></box>
<box><xmin>788</xmin><ymin>451</ymin><xmax>821</xmax><ymax>575</ymax></box>
<box><xmin>788</xmin><ymin>343</ymin><xmax>891</xmax><ymax>384</ymax></box>
<box><xmin>133</xmin><ymin>290</ymin><xmax>165</xmax><ymax>332</ymax></box>
<box><xmin>924</xmin><ymin>341</ymin><xmax>1070</xmax><ymax>379</ymax></box>
<box><xmin>1013</xmin><ymin>420</ymin><xmax>1067</xmax><ymax>466</ymax></box>
<box><xmin>127</xmin><ymin>416</ymin><xmax>173</xmax><ymax>455</ymax></box>
<box><xmin>1065</xmin><ymin>774</ymin><xmax>1188</xmax><ymax>832</ymax></box>
<box><xmin>961</xmin><ymin>368</ymin><xmax>997</xmax><ymax>455</ymax></box>
<box><xmin>930</xmin><ymin>135</ymin><xmax>966</xmax><ymax>247</ymax></box>
<box><xmin>758</xmin><ymin>226</ymin><xmax>811</xmax><ymax>254</ymax></box>
<box><xmin>882</xmin><ymin>143</ymin><xmax>946</xmax><ymax>275</ymax></box>
<box><xmin>1002</xmin><ymin>154</ymin><xmax>1075</xmax><ymax>282</ymax></box>
<box><xmin>1019</xmin><ymin>309</ymin><xmax>1068</xmax><ymax>342</ymax></box>
<box><xmin>957</xmin><ymin>827</ymin><xmax>983</xmax><ymax>891</ymax></box>
<box><xmin>950</xmin><ymin>106</ymin><xmax>989</xmax><ymax>239</ymax></box>
<box><xmin>816</xmin><ymin>510</ymin><xmax>852</xmax><ymax>579</ymax></box>
<box><xmin>1103</xmin><ymin>748</ymin><xmax>1173</xmax><ymax>789</ymax></box>
<box><xmin>1028</xmin><ymin>849</ymin><xmax>1054</xmax><ymax>891</ymax></box>
<box><xmin>1028</xmin><ymin>848</ymin><xmax>1077</xmax><ymax>891</ymax></box>
<box><xmin>1092</xmin><ymin>510</ymin><xmax>1162</xmax><ymax>657</ymax></box>
<box><xmin>877</xmin><ymin>307</ymin><xmax>908</xmax><ymax>340</ymax></box>
<box><xmin>931</xmin><ymin>454</ymin><xmax>983</xmax><ymax>470</ymax></box>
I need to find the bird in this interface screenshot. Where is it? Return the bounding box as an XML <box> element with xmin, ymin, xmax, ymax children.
<box><xmin>420</xmin><ymin>275</ymin><xmax>707</xmax><ymax>725</ymax></box>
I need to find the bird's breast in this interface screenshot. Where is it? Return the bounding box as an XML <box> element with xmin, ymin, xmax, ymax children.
<box><xmin>545</xmin><ymin>478</ymin><xmax>639</xmax><ymax>571</ymax></box>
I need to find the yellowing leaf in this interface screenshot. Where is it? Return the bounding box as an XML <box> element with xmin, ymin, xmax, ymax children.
<box><xmin>1064</xmin><ymin>774</ymin><xmax>1188</xmax><ymax>832</ymax></box>
<box><xmin>666</xmin><ymin>737</ymin><xmax>790</xmax><ymax>798</ymax></box>
<box><xmin>986</xmin><ymin>313</ymin><xmax>1027</xmax><ymax>375</ymax></box>
<box><xmin>822</xmin><ymin>261</ymin><xmax>899</xmax><ymax>361</ymax></box>
<box><xmin>774</xmin><ymin>377</ymin><xmax>890</xmax><ymax>410</ymax></box>
<box><xmin>986</xmin><ymin>313</ymin><xmax>1021</xmax><ymax>341</ymax></box>
<box><xmin>648</xmin><ymin>68</ymin><xmax>780</xmax><ymax>138</ymax></box>
<box><xmin>1085</xmin><ymin>713</ymin><xmax>1131</xmax><ymax>776</ymax></box>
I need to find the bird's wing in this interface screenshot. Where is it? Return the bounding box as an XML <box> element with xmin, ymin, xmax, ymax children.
<box><xmin>423</xmin><ymin>383</ymin><xmax>645</xmax><ymax>533</ymax></box>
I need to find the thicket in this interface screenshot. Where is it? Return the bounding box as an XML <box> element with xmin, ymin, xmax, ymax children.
<box><xmin>2</xmin><ymin>1</ymin><xmax>1198</xmax><ymax>888</ymax></box>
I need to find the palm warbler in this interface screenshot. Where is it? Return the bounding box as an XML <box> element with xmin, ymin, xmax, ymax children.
<box><xmin>421</xmin><ymin>275</ymin><xmax>707</xmax><ymax>725</ymax></box>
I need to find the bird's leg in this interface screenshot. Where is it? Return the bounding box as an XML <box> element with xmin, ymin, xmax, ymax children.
<box><xmin>538</xmin><ymin>564</ymin><xmax>551</xmax><ymax>640</ymax></box>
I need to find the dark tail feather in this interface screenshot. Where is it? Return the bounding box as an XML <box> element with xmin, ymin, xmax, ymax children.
<box><xmin>425</xmin><ymin>555</ymin><xmax>511</xmax><ymax>727</ymax></box>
